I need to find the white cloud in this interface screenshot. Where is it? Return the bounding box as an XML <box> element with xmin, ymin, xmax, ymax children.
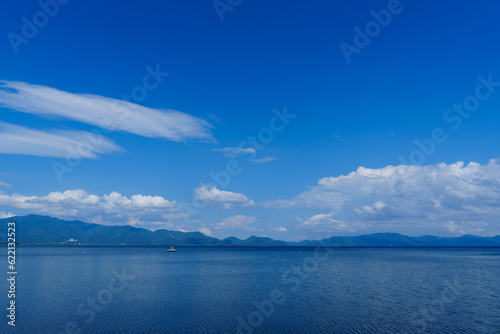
<box><xmin>199</xmin><ymin>227</ymin><xmax>213</xmax><ymax>236</ymax></box>
<box><xmin>131</xmin><ymin>194</ymin><xmax>174</xmax><ymax>208</ymax></box>
<box><xmin>357</xmin><ymin>201</ymin><xmax>387</xmax><ymax>214</ymax></box>
<box><xmin>252</xmin><ymin>156</ymin><xmax>278</xmax><ymax>164</ymax></box>
<box><xmin>0</xmin><ymin>122</ymin><xmax>122</xmax><ymax>159</ymax></box>
<box><xmin>161</xmin><ymin>212</ymin><xmax>192</xmax><ymax>220</ymax></box>
<box><xmin>0</xmin><ymin>211</ymin><xmax>15</xmax><ymax>219</ymax></box>
<box><xmin>213</xmin><ymin>148</ymin><xmax>277</xmax><ymax>164</ymax></box>
<box><xmin>0</xmin><ymin>81</ymin><xmax>214</xmax><ymax>142</ymax></box>
<box><xmin>271</xmin><ymin>159</ymin><xmax>500</xmax><ymax>236</ymax></box>
<box><xmin>89</xmin><ymin>215</ymin><xmax>114</xmax><ymax>226</ymax></box>
<box><xmin>125</xmin><ymin>215</ymin><xmax>142</xmax><ymax>226</ymax></box>
<box><xmin>151</xmin><ymin>221</ymin><xmax>174</xmax><ymax>226</ymax></box>
<box><xmin>298</xmin><ymin>212</ymin><xmax>362</xmax><ymax>233</ymax></box>
<box><xmin>0</xmin><ymin>181</ymin><xmax>12</xmax><ymax>189</ymax></box>
<box><xmin>215</xmin><ymin>215</ymin><xmax>257</xmax><ymax>229</ymax></box>
<box><xmin>0</xmin><ymin>189</ymin><xmax>178</xmax><ymax>219</ymax></box>
<box><xmin>444</xmin><ymin>220</ymin><xmax>466</xmax><ymax>234</ymax></box>
<box><xmin>213</xmin><ymin>147</ymin><xmax>256</xmax><ymax>157</ymax></box>
<box><xmin>263</xmin><ymin>189</ymin><xmax>350</xmax><ymax>210</ymax></box>
<box><xmin>102</xmin><ymin>191</ymin><xmax>132</xmax><ymax>209</ymax></box>
<box><xmin>194</xmin><ymin>184</ymin><xmax>254</xmax><ymax>208</ymax></box>
<box><xmin>277</xmin><ymin>227</ymin><xmax>287</xmax><ymax>232</ymax></box>
<box><xmin>149</xmin><ymin>220</ymin><xmax>193</xmax><ymax>232</ymax></box>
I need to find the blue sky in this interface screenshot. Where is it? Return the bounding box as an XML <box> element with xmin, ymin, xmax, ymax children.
<box><xmin>1</xmin><ymin>0</ymin><xmax>500</xmax><ymax>240</ymax></box>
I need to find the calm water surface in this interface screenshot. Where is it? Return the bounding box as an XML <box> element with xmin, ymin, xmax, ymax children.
<box><xmin>1</xmin><ymin>246</ymin><xmax>499</xmax><ymax>333</ymax></box>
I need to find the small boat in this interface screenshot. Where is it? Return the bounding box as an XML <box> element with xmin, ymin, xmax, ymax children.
<box><xmin>166</xmin><ymin>246</ymin><xmax>176</xmax><ymax>252</ymax></box>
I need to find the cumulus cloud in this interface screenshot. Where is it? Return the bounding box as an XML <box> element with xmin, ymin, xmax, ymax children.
<box><xmin>130</xmin><ymin>194</ymin><xmax>174</xmax><ymax>208</ymax></box>
<box><xmin>0</xmin><ymin>122</ymin><xmax>122</xmax><ymax>159</ymax></box>
<box><xmin>272</xmin><ymin>159</ymin><xmax>500</xmax><ymax>236</ymax></box>
<box><xmin>199</xmin><ymin>227</ymin><xmax>213</xmax><ymax>236</ymax></box>
<box><xmin>0</xmin><ymin>211</ymin><xmax>15</xmax><ymax>219</ymax></box>
<box><xmin>357</xmin><ymin>201</ymin><xmax>387</xmax><ymax>214</ymax></box>
<box><xmin>194</xmin><ymin>184</ymin><xmax>254</xmax><ymax>208</ymax></box>
<box><xmin>0</xmin><ymin>189</ymin><xmax>178</xmax><ymax>219</ymax></box>
<box><xmin>0</xmin><ymin>81</ymin><xmax>214</xmax><ymax>142</ymax></box>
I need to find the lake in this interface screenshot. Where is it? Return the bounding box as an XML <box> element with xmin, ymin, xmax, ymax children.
<box><xmin>1</xmin><ymin>246</ymin><xmax>499</xmax><ymax>333</ymax></box>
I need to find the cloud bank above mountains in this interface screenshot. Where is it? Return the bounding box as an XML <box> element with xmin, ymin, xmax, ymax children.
<box><xmin>286</xmin><ymin>158</ymin><xmax>500</xmax><ymax>237</ymax></box>
<box><xmin>1</xmin><ymin>159</ymin><xmax>500</xmax><ymax>238</ymax></box>
<box><xmin>0</xmin><ymin>189</ymin><xmax>178</xmax><ymax>218</ymax></box>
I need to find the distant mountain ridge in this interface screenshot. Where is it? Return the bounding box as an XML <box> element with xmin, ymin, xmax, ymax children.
<box><xmin>296</xmin><ymin>232</ymin><xmax>500</xmax><ymax>247</ymax></box>
<box><xmin>1</xmin><ymin>214</ymin><xmax>500</xmax><ymax>246</ymax></box>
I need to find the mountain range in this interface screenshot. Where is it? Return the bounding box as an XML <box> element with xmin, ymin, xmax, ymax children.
<box><xmin>1</xmin><ymin>214</ymin><xmax>500</xmax><ymax>247</ymax></box>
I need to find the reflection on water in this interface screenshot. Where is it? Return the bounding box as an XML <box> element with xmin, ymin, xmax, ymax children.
<box><xmin>1</xmin><ymin>246</ymin><xmax>499</xmax><ymax>333</ymax></box>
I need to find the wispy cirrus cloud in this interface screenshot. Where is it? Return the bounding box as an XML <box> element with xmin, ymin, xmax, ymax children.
<box><xmin>0</xmin><ymin>172</ymin><xmax>28</xmax><ymax>180</ymax></box>
<box><xmin>213</xmin><ymin>147</ymin><xmax>256</xmax><ymax>157</ymax></box>
<box><xmin>213</xmin><ymin>147</ymin><xmax>277</xmax><ymax>163</ymax></box>
<box><xmin>251</xmin><ymin>156</ymin><xmax>278</xmax><ymax>164</ymax></box>
<box><xmin>0</xmin><ymin>122</ymin><xmax>122</xmax><ymax>158</ymax></box>
<box><xmin>0</xmin><ymin>80</ymin><xmax>214</xmax><ymax>142</ymax></box>
<box><xmin>0</xmin><ymin>181</ymin><xmax>12</xmax><ymax>189</ymax></box>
